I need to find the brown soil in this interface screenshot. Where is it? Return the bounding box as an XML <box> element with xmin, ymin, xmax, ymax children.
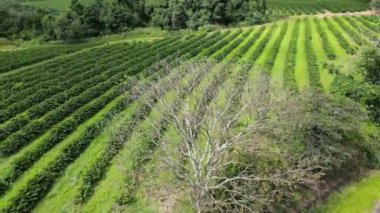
<box><xmin>313</xmin><ymin>10</ymin><xmax>379</xmax><ymax>18</ymax></box>
<box><xmin>373</xmin><ymin>201</ymin><xmax>380</xmax><ymax>213</ymax></box>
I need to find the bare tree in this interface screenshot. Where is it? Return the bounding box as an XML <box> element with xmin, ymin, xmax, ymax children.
<box><xmin>137</xmin><ymin>61</ymin><xmax>367</xmax><ymax>212</ymax></box>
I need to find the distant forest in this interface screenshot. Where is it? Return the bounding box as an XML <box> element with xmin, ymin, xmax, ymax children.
<box><xmin>0</xmin><ymin>0</ymin><xmax>268</xmax><ymax>40</ymax></box>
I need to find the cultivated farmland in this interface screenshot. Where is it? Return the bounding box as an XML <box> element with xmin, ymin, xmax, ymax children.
<box><xmin>0</xmin><ymin>12</ymin><xmax>379</xmax><ymax>213</ymax></box>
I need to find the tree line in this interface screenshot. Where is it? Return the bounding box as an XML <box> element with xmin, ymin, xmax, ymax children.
<box><xmin>0</xmin><ymin>0</ymin><xmax>268</xmax><ymax>41</ymax></box>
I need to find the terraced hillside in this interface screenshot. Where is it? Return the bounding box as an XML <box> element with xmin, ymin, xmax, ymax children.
<box><xmin>0</xmin><ymin>15</ymin><xmax>379</xmax><ymax>212</ymax></box>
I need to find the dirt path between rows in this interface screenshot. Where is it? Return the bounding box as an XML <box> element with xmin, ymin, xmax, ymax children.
<box><xmin>318</xmin><ymin>10</ymin><xmax>379</xmax><ymax>17</ymax></box>
<box><xmin>373</xmin><ymin>201</ymin><xmax>380</xmax><ymax>213</ymax></box>
<box><xmin>296</xmin><ymin>10</ymin><xmax>379</xmax><ymax>18</ymax></box>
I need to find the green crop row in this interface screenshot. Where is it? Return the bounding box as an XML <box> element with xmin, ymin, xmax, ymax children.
<box><xmin>0</xmin><ymin>43</ymin><xmax>128</xmax><ymax>99</ymax></box>
<box><xmin>213</xmin><ymin>30</ymin><xmax>251</xmax><ymax>61</ymax></box>
<box><xmin>76</xmin><ymin>33</ymin><xmax>230</xmax><ymax>203</ymax></box>
<box><xmin>234</xmin><ymin>26</ymin><xmax>266</xmax><ymax>60</ymax></box>
<box><xmin>0</xmin><ymin>33</ymin><xmax>221</xmax><ymax>212</ymax></box>
<box><xmin>0</xmin><ymin>42</ymin><xmax>170</xmax><ymax>141</ymax></box>
<box><xmin>333</xmin><ymin>17</ymin><xmax>370</xmax><ymax>46</ymax></box>
<box><xmin>185</xmin><ymin>31</ymin><xmax>227</xmax><ymax>59</ymax></box>
<box><xmin>0</xmin><ymin>43</ymin><xmax>139</xmax><ymax>108</ymax></box>
<box><xmin>264</xmin><ymin>22</ymin><xmax>289</xmax><ymax>71</ymax></box>
<box><xmin>250</xmin><ymin>24</ymin><xmax>276</xmax><ymax>61</ymax></box>
<box><xmin>202</xmin><ymin>29</ymin><xmax>242</xmax><ymax>58</ymax></box>
<box><xmin>76</xmin><ymin>64</ymin><xmax>189</xmax><ymax>203</ymax></box>
<box><xmin>0</xmin><ymin>33</ymin><xmax>212</xmax><ymax>196</ymax></box>
<box><xmin>0</xmin><ymin>36</ymin><xmax>200</xmax><ymax>156</ymax></box>
<box><xmin>305</xmin><ymin>19</ymin><xmax>321</xmax><ymax>89</ymax></box>
<box><xmin>324</xmin><ymin>18</ymin><xmax>356</xmax><ymax>55</ymax></box>
<box><xmin>343</xmin><ymin>17</ymin><xmax>378</xmax><ymax>41</ymax></box>
<box><xmin>314</xmin><ymin>18</ymin><xmax>336</xmax><ymax>60</ymax></box>
<box><xmin>283</xmin><ymin>19</ymin><xmax>300</xmax><ymax>91</ymax></box>
<box><xmin>0</xmin><ymin>41</ymin><xmax>105</xmax><ymax>74</ymax></box>
<box><xmin>0</xmin><ymin>41</ymin><xmax>161</xmax><ymax>94</ymax></box>
<box><xmin>356</xmin><ymin>17</ymin><xmax>380</xmax><ymax>34</ymax></box>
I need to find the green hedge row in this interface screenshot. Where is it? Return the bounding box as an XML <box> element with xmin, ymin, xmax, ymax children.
<box><xmin>250</xmin><ymin>24</ymin><xmax>276</xmax><ymax>62</ymax></box>
<box><xmin>283</xmin><ymin>19</ymin><xmax>300</xmax><ymax>91</ymax></box>
<box><xmin>234</xmin><ymin>26</ymin><xmax>266</xmax><ymax>60</ymax></box>
<box><xmin>0</xmin><ymin>43</ymin><xmax>138</xmax><ymax>108</ymax></box>
<box><xmin>1</xmin><ymin>34</ymin><xmax>210</xmax><ymax>212</ymax></box>
<box><xmin>264</xmin><ymin>22</ymin><xmax>289</xmax><ymax>71</ymax></box>
<box><xmin>305</xmin><ymin>18</ymin><xmax>322</xmax><ymax>89</ymax></box>
<box><xmin>314</xmin><ymin>18</ymin><xmax>337</xmax><ymax>60</ymax></box>
<box><xmin>324</xmin><ymin>18</ymin><xmax>356</xmax><ymax>55</ymax></box>
<box><xmin>344</xmin><ymin>17</ymin><xmax>377</xmax><ymax>41</ymax></box>
<box><xmin>202</xmin><ymin>29</ymin><xmax>242</xmax><ymax>58</ymax></box>
<box><xmin>0</xmin><ymin>42</ymin><xmax>124</xmax><ymax>92</ymax></box>
<box><xmin>0</xmin><ymin>34</ymin><xmax>206</xmax><ymax>196</ymax></box>
<box><xmin>0</xmin><ymin>41</ymin><xmax>175</xmax><ymax>141</ymax></box>
<box><xmin>213</xmin><ymin>30</ymin><xmax>251</xmax><ymax>61</ymax></box>
<box><xmin>185</xmin><ymin>31</ymin><xmax>225</xmax><ymax>59</ymax></box>
<box><xmin>76</xmin><ymin>32</ymin><xmax>226</xmax><ymax>203</ymax></box>
<box><xmin>0</xmin><ymin>41</ymin><xmax>106</xmax><ymax>74</ymax></box>
<box><xmin>0</xmin><ymin>41</ymin><xmax>161</xmax><ymax>96</ymax></box>
<box><xmin>0</xmin><ymin>40</ymin><xmax>177</xmax><ymax>123</ymax></box>
<box><xmin>333</xmin><ymin>17</ymin><xmax>370</xmax><ymax>46</ymax></box>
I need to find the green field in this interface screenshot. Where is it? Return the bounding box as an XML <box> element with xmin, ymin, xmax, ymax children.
<box><xmin>20</xmin><ymin>0</ymin><xmax>95</xmax><ymax>10</ymax></box>
<box><xmin>315</xmin><ymin>171</ymin><xmax>380</xmax><ymax>213</ymax></box>
<box><xmin>15</xmin><ymin>0</ymin><xmax>371</xmax><ymax>13</ymax></box>
<box><xmin>268</xmin><ymin>0</ymin><xmax>370</xmax><ymax>15</ymax></box>
<box><xmin>0</xmin><ymin>0</ymin><xmax>379</xmax><ymax>209</ymax></box>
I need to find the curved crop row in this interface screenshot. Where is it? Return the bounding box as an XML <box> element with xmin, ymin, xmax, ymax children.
<box><xmin>201</xmin><ymin>29</ymin><xmax>242</xmax><ymax>58</ymax></box>
<box><xmin>76</xmin><ymin>64</ymin><xmax>192</xmax><ymax>203</ymax></box>
<box><xmin>0</xmin><ymin>41</ymin><xmax>159</xmax><ymax>94</ymax></box>
<box><xmin>0</xmin><ymin>41</ymin><xmax>104</xmax><ymax>74</ymax></box>
<box><xmin>0</xmin><ymin>43</ymin><xmax>161</xmax><ymax>141</ymax></box>
<box><xmin>355</xmin><ymin>17</ymin><xmax>380</xmax><ymax>34</ymax></box>
<box><xmin>0</xmin><ymin>40</ymin><xmax>178</xmax><ymax>122</ymax></box>
<box><xmin>333</xmin><ymin>17</ymin><xmax>370</xmax><ymax>46</ymax></box>
<box><xmin>75</xmin><ymin>31</ymin><xmax>248</xmax><ymax>203</ymax></box>
<box><xmin>185</xmin><ymin>31</ymin><xmax>230</xmax><ymax>59</ymax></box>
<box><xmin>234</xmin><ymin>26</ymin><xmax>266</xmax><ymax>60</ymax></box>
<box><xmin>283</xmin><ymin>19</ymin><xmax>300</xmax><ymax>91</ymax></box>
<box><xmin>305</xmin><ymin>19</ymin><xmax>321</xmax><ymax>89</ymax></box>
<box><xmin>0</xmin><ymin>35</ymin><xmax>204</xmax><ymax>157</ymax></box>
<box><xmin>0</xmin><ymin>42</ymin><xmax>135</xmax><ymax>92</ymax></box>
<box><xmin>0</xmin><ymin>34</ymin><xmax>226</xmax><ymax>212</ymax></box>
<box><xmin>0</xmin><ymin>33</ymin><xmax>214</xmax><ymax>195</ymax></box>
<box><xmin>0</xmin><ymin>43</ymin><xmax>139</xmax><ymax>107</ymax></box>
<box><xmin>213</xmin><ymin>30</ymin><xmax>251</xmax><ymax>61</ymax></box>
<box><xmin>264</xmin><ymin>22</ymin><xmax>289</xmax><ymax>70</ymax></box>
<box><xmin>314</xmin><ymin>18</ymin><xmax>336</xmax><ymax>60</ymax></box>
<box><xmin>249</xmin><ymin>24</ymin><xmax>276</xmax><ymax>62</ymax></box>
<box><xmin>324</xmin><ymin>18</ymin><xmax>355</xmax><ymax>55</ymax></box>
<box><xmin>344</xmin><ymin>17</ymin><xmax>378</xmax><ymax>41</ymax></box>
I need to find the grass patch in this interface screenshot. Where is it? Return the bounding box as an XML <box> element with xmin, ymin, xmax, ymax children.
<box><xmin>315</xmin><ymin>171</ymin><xmax>380</xmax><ymax>213</ymax></box>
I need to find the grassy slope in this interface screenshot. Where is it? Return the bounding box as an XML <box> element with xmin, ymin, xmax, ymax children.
<box><xmin>315</xmin><ymin>171</ymin><xmax>380</xmax><ymax>213</ymax></box>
